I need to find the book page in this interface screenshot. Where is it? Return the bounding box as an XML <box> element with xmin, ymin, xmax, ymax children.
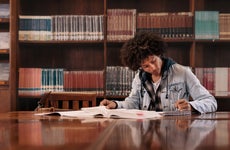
<box><xmin>82</xmin><ymin>106</ymin><xmax>162</xmax><ymax>119</ymax></box>
<box><xmin>108</xmin><ymin>109</ymin><xmax>162</xmax><ymax>119</ymax></box>
<box><xmin>35</xmin><ymin>110</ymin><xmax>96</xmax><ymax>118</ymax></box>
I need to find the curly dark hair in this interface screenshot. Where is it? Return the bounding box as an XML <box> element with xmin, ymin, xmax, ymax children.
<box><xmin>120</xmin><ymin>31</ymin><xmax>167</xmax><ymax>71</ymax></box>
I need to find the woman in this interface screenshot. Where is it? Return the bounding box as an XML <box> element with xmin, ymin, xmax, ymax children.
<box><xmin>100</xmin><ymin>31</ymin><xmax>217</xmax><ymax>113</ymax></box>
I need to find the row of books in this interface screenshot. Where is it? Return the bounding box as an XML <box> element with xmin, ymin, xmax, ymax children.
<box><xmin>0</xmin><ymin>63</ymin><xmax>9</xmax><ymax>82</ymax></box>
<box><xmin>195</xmin><ymin>67</ymin><xmax>230</xmax><ymax>96</ymax></box>
<box><xmin>120</xmin><ymin>10</ymin><xmax>230</xmax><ymax>40</ymax></box>
<box><xmin>63</xmin><ymin>70</ymin><xmax>104</xmax><ymax>96</ymax></box>
<box><xmin>107</xmin><ymin>9</ymin><xmax>136</xmax><ymax>41</ymax></box>
<box><xmin>0</xmin><ymin>32</ymin><xmax>9</xmax><ymax>49</ymax></box>
<box><xmin>137</xmin><ymin>12</ymin><xmax>193</xmax><ymax>39</ymax></box>
<box><xmin>19</xmin><ymin>68</ymin><xmax>64</xmax><ymax>96</ymax></box>
<box><xmin>18</xmin><ymin>68</ymin><xmax>104</xmax><ymax>96</ymax></box>
<box><xmin>18</xmin><ymin>10</ymin><xmax>230</xmax><ymax>41</ymax></box>
<box><xmin>18</xmin><ymin>67</ymin><xmax>137</xmax><ymax>97</ymax></box>
<box><xmin>106</xmin><ymin>66</ymin><xmax>137</xmax><ymax>96</ymax></box>
<box><xmin>105</xmin><ymin>66</ymin><xmax>230</xmax><ymax>97</ymax></box>
<box><xmin>18</xmin><ymin>67</ymin><xmax>230</xmax><ymax>97</ymax></box>
<box><xmin>0</xmin><ymin>4</ymin><xmax>9</xmax><ymax>18</ymax></box>
<box><xmin>19</xmin><ymin>15</ymin><xmax>104</xmax><ymax>41</ymax></box>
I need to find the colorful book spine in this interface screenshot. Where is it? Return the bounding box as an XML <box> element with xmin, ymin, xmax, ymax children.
<box><xmin>0</xmin><ymin>63</ymin><xmax>9</xmax><ymax>82</ymax></box>
<box><xmin>214</xmin><ymin>67</ymin><xmax>228</xmax><ymax>96</ymax></box>
<box><xmin>63</xmin><ymin>70</ymin><xmax>104</xmax><ymax>96</ymax></box>
<box><xmin>107</xmin><ymin>9</ymin><xmax>136</xmax><ymax>41</ymax></box>
<box><xmin>0</xmin><ymin>4</ymin><xmax>10</xmax><ymax>18</ymax></box>
<box><xmin>19</xmin><ymin>15</ymin><xmax>104</xmax><ymax>41</ymax></box>
<box><xmin>19</xmin><ymin>15</ymin><xmax>52</xmax><ymax>41</ymax></box>
<box><xmin>195</xmin><ymin>67</ymin><xmax>230</xmax><ymax>96</ymax></box>
<box><xmin>219</xmin><ymin>13</ymin><xmax>230</xmax><ymax>40</ymax></box>
<box><xmin>195</xmin><ymin>11</ymin><xmax>219</xmax><ymax>40</ymax></box>
<box><xmin>19</xmin><ymin>68</ymin><xmax>64</xmax><ymax>96</ymax></box>
<box><xmin>0</xmin><ymin>32</ymin><xmax>9</xmax><ymax>49</ymax></box>
<box><xmin>18</xmin><ymin>68</ymin><xmax>42</xmax><ymax>96</ymax></box>
<box><xmin>137</xmin><ymin>12</ymin><xmax>193</xmax><ymax>39</ymax></box>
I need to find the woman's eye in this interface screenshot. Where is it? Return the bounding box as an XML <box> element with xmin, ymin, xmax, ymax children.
<box><xmin>151</xmin><ymin>59</ymin><xmax>156</xmax><ymax>63</ymax></box>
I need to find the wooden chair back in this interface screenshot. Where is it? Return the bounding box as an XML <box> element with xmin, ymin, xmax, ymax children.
<box><xmin>44</xmin><ymin>92</ymin><xmax>97</xmax><ymax>110</ymax></box>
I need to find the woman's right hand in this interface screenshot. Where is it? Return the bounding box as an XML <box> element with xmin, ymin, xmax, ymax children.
<box><xmin>100</xmin><ymin>99</ymin><xmax>117</xmax><ymax>109</ymax></box>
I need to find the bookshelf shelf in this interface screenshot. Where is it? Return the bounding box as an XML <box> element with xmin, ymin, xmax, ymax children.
<box><xmin>195</xmin><ymin>40</ymin><xmax>230</xmax><ymax>43</ymax></box>
<box><xmin>19</xmin><ymin>40</ymin><xmax>105</xmax><ymax>44</ymax></box>
<box><xmin>0</xmin><ymin>17</ymin><xmax>9</xmax><ymax>22</ymax></box>
<box><xmin>0</xmin><ymin>80</ymin><xmax>8</xmax><ymax>86</ymax></box>
<box><xmin>166</xmin><ymin>39</ymin><xmax>194</xmax><ymax>43</ymax></box>
<box><xmin>0</xmin><ymin>49</ymin><xmax>9</xmax><ymax>54</ymax></box>
<box><xmin>4</xmin><ymin>0</ymin><xmax>230</xmax><ymax>111</ymax></box>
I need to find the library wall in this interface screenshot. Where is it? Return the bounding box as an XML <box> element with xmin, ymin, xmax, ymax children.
<box><xmin>4</xmin><ymin>0</ymin><xmax>230</xmax><ymax>111</ymax></box>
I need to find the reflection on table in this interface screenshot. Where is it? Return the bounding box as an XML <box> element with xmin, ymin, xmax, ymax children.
<box><xmin>0</xmin><ymin>112</ymin><xmax>112</xmax><ymax>150</ymax></box>
<box><xmin>0</xmin><ymin>112</ymin><xmax>230</xmax><ymax>150</ymax></box>
<box><xmin>98</xmin><ymin>116</ymin><xmax>217</xmax><ymax>150</ymax></box>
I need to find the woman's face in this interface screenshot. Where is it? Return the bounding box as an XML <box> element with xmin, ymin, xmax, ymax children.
<box><xmin>140</xmin><ymin>55</ymin><xmax>163</xmax><ymax>76</ymax></box>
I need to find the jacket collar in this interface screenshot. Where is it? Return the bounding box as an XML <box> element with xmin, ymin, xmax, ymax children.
<box><xmin>161</xmin><ymin>57</ymin><xmax>175</xmax><ymax>79</ymax></box>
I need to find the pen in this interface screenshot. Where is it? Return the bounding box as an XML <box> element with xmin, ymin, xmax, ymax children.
<box><xmin>175</xmin><ymin>89</ymin><xmax>182</xmax><ymax>111</ymax></box>
<box><xmin>177</xmin><ymin>89</ymin><xmax>182</xmax><ymax>101</ymax></box>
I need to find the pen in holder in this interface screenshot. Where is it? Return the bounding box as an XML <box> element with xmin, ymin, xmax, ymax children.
<box><xmin>163</xmin><ymin>89</ymin><xmax>191</xmax><ymax>116</ymax></box>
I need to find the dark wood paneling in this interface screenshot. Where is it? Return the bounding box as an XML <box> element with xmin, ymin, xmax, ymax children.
<box><xmin>108</xmin><ymin>0</ymin><xmax>190</xmax><ymax>12</ymax></box>
<box><xmin>19</xmin><ymin>43</ymin><xmax>104</xmax><ymax>70</ymax></box>
<box><xmin>195</xmin><ymin>42</ymin><xmax>230</xmax><ymax>68</ymax></box>
<box><xmin>217</xmin><ymin>98</ymin><xmax>230</xmax><ymax>111</ymax></box>
<box><xmin>0</xmin><ymin>88</ymin><xmax>10</xmax><ymax>112</ymax></box>
<box><xmin>19</xmin><ymin>0</ymin><xmax>104</xmax><ymax>15</ymax></box>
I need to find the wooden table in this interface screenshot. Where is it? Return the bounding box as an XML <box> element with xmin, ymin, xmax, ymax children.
<box><xmin>0</xmin><ymin>111</ymin><xmax>230</xmax><ymax>150</ymax></box>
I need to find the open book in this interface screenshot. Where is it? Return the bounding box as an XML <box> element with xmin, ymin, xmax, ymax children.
<box><xmin>35</xmin><ymin>106</ymin><xmax>162</xmax><ymax>119</ymax></box>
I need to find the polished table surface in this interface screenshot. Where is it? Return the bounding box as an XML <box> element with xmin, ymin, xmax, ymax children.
<box><xmin>0</xmin><ymin>111</ymin><xmax>230</xmax><ymax>150</ymax></box>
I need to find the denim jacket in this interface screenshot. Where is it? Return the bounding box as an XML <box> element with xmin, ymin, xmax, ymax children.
<box><xmin>116</xmin><ymin>62</ymin><xmax>217</xmax><ymax>113</ymax></box>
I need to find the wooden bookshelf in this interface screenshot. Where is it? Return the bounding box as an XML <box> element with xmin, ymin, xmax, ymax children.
<box><xmin>6</xmin><ymin>0</ymin><xmax>230</xmax><ymax>111</ymax></box>
<box><xmin>0</xmin><ymin>0</ymin><xmax>10</xmax><ymax>112</ymax></box>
